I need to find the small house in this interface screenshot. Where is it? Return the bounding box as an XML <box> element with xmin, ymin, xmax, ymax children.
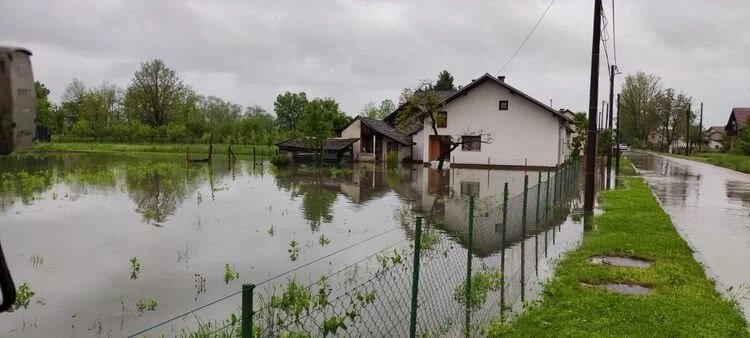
<box><xmin>726</xmin><ymin>107</ymin><xmax>750</xmax><ymax>136</ymax></box>
<box><xmin>705</xmin><ymin>126</ymin><xmax>725</xmax><ymax>151</ymax></box>
<box><xmin>338</xmin><ymin>116</ymin><xmax>414</xmax><ymax>162</ymax></box>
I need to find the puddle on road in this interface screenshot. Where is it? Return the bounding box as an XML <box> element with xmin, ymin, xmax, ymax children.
<box><xmin>588</xmin><ymin>256</ymin><xmax>652</xmax><ymax>268</ymax></box>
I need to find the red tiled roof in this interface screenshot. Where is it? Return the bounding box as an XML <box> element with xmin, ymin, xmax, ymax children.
<box><xmin>733</xmin><ymin>108</ymin><xmax>750</xmax><ymax>127</ymax></box>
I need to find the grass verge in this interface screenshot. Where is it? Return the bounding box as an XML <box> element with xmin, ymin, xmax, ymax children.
<box><xmin>666</xmin><ymin>152</ymin><xmax>750</xmax><ymax>174</ymax></box>
<box><xmin>489</xmin><ymin>157</ymin><xmax>749</xmax><ymax>337</ymax></box>
<box><xmin>29</xmin><ymin>142</ymin><xmax>277</xmax><ymax>157</ymax></box>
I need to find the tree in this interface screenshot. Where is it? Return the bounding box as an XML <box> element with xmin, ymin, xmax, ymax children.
<box><xmin>359</xmin><ymin>99</ymin><xmax>396</xmax><ymax>120</ymax></box>
<box><xmin>274</xmin><ymin>92</ymin><xmax>308</xmax><ymax>131</ymax></box>
<box><xmin>81</xmin><ymin>82</ymin><xmax>124</xmax><ymax>127</ymax></box>
<box><xmin>297</xmin><ymin>98</ymin><xmax>339</xmax><ymax>164</ymax></box>
<box><xmin>619</xmin><ymin>72</ymin><xmax>662</xmax><ymax>146</ymax></box>
<box><xmin>570</xmin><ymin>112</ymin><xmax>587</xmax><ymax>158</ymax></box>
<box><xmin>35</xmin><ymin>81</ymin><xmax>54</xmax><ymax>127</ymax></box>
<box><xmin>395</xmin><ymin>81</ymin><xmax>493</xmax><ymax>171</ymax></box>
<box><xmin>124</xmin><ymin>59</ymin><xmax>187</xmax><ymax>127</ymax></box>
<box><xmin>59</xmin><ymin>78</ymin><xmax>87</xmax><ymax>128</ymax></box>
<box><xmin>433</xmin><ymin>70</ymin><xmax>456</xmax><ymax>91</ymax></box>
<box><xmin>652</xmin><ymin>89</ymin><xmax>691</xmax><ymax>152</ymax></box>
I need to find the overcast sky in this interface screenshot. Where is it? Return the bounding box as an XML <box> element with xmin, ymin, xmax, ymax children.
<box><xmin>2</xmin><ymin>0</ymin><xmax>748</xmax><ymax>126</ymax></box>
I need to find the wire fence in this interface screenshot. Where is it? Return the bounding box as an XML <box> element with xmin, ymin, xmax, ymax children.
<box><xmin>130</xmin><ymin>158</ymin><xmax>582</xmax><ymax>338</ymax></box>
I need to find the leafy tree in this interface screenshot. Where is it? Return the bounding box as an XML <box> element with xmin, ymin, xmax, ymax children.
<box><xmin>124</xmin><ymin>59</ymin><xmax>187</xmax><ymax>127</ymax></box>
<box><xmin>395</xmin><ymin>81</ymin><xmax>493</xmax><ymax>171</ymax></box>
<box><xmin>297</xmin><ymin>98</ymin><xmax>339</xmax><ymax>164</ymax></box>
<box><xmin>433</xmin><ymin>70</ymin><xmax>456</xmax><ymax>91</ymax></box>
<box><xmin>34</xmin><ymin>81</ymin><xmax>54</xmax><ymax>128</ymax></box>
<box><xmin>59</xmin><ymin>78</ymin><xmax>87</xmax><ymax>128</ymax></box>
<box><xmin>274</xmin><ymin>92</ymin><xmax>308</xmax><ymax>131</ymax></box>
<box><xmin>359</xmin><ymin>99</ymin><xmax>396</xmax><ymax>120</ymax></box>
<box><xmin>81</xmin><ymin>82</ymin><xmax>124</xmax><ymax>127</ymax></box>
<box><xmin>619</xmin><ymin>71</ymin><xmax>662</xmax><ymax>145</ymax></box>
<box><xmin>570</xmin><ymin>112</ymin><xmax>587</xmax><ymax>158</ymax></box>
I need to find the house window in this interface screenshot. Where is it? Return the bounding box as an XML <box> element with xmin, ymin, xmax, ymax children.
<box><xmin>499</xmin><ymin>100</ymin><xmax>509</xmax><ymax>110</ymax></box>
<box><xmin>461</xmin><ymin>135</ymin><xmax>481</xmax><ymax>151</ymax></box>
<box><xmin>460</xmin><ymin>181</ymin><xmax>480</xmax><ymax>197</ymax></box>
<box><xmin>436</xmin><ymin>111</ymin><xmax>447</xmax><ymax>128</ymax></box>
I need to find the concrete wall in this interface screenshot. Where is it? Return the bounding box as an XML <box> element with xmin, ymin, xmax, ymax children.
<box><xmin>340</xmin><ymin>119</ymin><xmax>361</xmax><ymax>161</ymax></box>
<box><xmin>0</xmin><ymin>49</ymin><xmax>35</xmax><ymax>154</ymax></box>
<box><xmin>421</xmin><ymin>80</ymin><xmax>563</xmax><ymax>167</ymax></box>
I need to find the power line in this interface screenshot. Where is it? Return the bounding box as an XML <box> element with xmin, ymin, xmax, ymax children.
<box><xmin>600</xmin><ymin>7</ymin><xmax>612</xmax><ymax>77</ymax></box>
<box><xmin>496</xmin><ymin>0</ymin><xmax>557</xmax><ymax>75</ymax></box>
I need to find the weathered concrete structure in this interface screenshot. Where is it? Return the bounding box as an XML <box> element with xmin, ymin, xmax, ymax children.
<box><xmin>0</xmin><ymin>46</ymin><xmax>36</xmax><ymax>155</ymax></box>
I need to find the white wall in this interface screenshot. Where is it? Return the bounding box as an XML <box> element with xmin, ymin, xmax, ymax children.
<box><xmin>422</xmin><ymin>80</ymin><xmax>562</xmax><ymax>167</ymax></box>
<box><xmin>340</xmin><ymin>119</ymin><xmax>361</xmax><ymax>161</ymax></box>
<box><xmin>411</xmin><ymin>128</ymin><xmax>424</xmax><ymax>162</ymax></box>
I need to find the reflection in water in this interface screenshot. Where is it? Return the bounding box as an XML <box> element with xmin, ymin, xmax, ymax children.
<box><xmin>0</xmin><ymin>153</ymin><xmax>584</xmax><ymax>337</ymax></box>
<box><xmin>726</xmin><ymin>180</ymin><xmax>750</xmax><ymax>208</ymax></box>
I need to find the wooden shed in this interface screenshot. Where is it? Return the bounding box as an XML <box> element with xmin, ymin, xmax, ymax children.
<box><xmin>276</xmin><ymin>137</ymin><xmax>359</xmax><ymax>163</ymax></box>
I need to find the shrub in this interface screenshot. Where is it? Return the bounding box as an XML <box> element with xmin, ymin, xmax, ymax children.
<box><xmin>386</xmin><ymin>150</ymin><xmax>399</xmax><ymax>167</ymax></box>
<box><xmin>271</xmin><ymin>153</ymin><xmax>291</xmax><ymax>166</ymax></box>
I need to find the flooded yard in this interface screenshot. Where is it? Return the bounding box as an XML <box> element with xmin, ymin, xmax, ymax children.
<box><xmin>0</xmin><ymin>153</ymin><xmax>584</xmax><ymax>337</ymax></box>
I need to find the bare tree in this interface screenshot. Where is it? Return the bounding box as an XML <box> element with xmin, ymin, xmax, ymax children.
<box><xmin>395</xmin><ymin>81</ymin><xmax>493</xmax><ymax>171</ymax></box>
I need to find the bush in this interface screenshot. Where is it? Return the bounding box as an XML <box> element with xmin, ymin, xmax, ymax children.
<box><xmin>271</xmin><ymin>153</ymin><xmax>291</xmax><ymax>166</ymax></box>
<box><xmin>386</xmin><ymin>150</ymin><xmax>399</xmax><ymax>167</ymax></box>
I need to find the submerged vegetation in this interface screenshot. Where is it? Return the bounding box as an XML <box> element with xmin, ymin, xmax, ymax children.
<box><xmin>224</xmin><ymin>264</ymin><xmax>240</xmax><ymax>285</ymax></box>
<box><xmin>9</xmin><ymin>282</ymin><xmax>35</xmax><ymax>312</ymax></box>
<box><xmin>129</xmin><ymin>257</ymin><xmax>141</xmax><ymax>280</ymax></box>
<box><xmin>135</xmin><ymin>298</ymin><xmax>158</xmax><ymax>312</ymax></box>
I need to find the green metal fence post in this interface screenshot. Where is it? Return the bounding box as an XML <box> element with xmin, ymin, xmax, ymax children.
<box><xmin>500</xmin><ymin>182</ymin><xmax>508</xmax><ymax>320</ymax></box>
<box><xmin>242</xmin><ymin>283</ymin><xmax>255</xmax><ymax>338</ymax></box>
<box><xmin>409</xmin><ymin>217</ymin><xmax>423</xmax><ymax>338</ymax></box>
<box><xmin>553</xmin><ymin>166</ymin><xmax>559</xmax><ymax>206</ymax></box>
<box><xmin>535</xmin><ymin>171</ymin><xmax>542</xmax><ymax>224</ymax></box>
<box><xmin>545</xmin><ymin>170</ymin><xmax>551</xmax><ymax>214</ymax></box>
<box><xmin>464</xmin><ymin>196</ymin><xmax>475</xmax><ymax>337</ymax></box>
<box><xmin>522</xmin><ymin>175</ymin><xmax>528</xmax><ymax>238</ymax></box>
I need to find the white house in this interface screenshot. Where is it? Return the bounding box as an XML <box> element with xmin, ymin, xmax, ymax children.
<box><xmin>339</xmin><ymin>116</ymin><xmax>414</xmax><ymax>162</ymax></box>
<box><xmin>706</xmin><ymin>126</ymin><xmax>725</xmax><ymax>151</ymax></box>
<box><xmin>415</xmin><ymin>73</ymin><xmax>571</xmax><ymax>168</ymax></box>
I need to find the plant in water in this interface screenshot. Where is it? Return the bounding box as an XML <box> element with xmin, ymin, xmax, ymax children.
<box><xmin>727</xmin><ymin>284</ymin><xmax>750</xmax><ymax>305</ymax></box>
<box><xmin>318</xmin><ymin>234</ymin><xmax>331</xmax><ymax>247</ymax></box>
<box><xmin>129</xmin><ymin>257</ymin><xmax>140</xmax><ymax>279</ymax></box>
<box><xmin>453</xmin><ymin>270</ymin><xmax>503</xmax><ymax>310</ymax></box>
<box><xmin>288</xmin><ymin>240</ymin><xmax>300</xmax><ymax>261</ymax></box>
<box><xmin>136</xmin><ymin>298</ymin><xmax>158</xmax><ymax>312</ymax></box>
<box><xmin>224</xmin><ymin>264</ymin><xmax>240</xmax><ymax>285</ymax></box>
<box><xmin>267</xmin><ymin>225</ymin><xmax>275</xmax><ymax>236</ymax></box>
<box><xmin>386</xmin><ymin>150</ymin><xmax>399</xmax><ymax>167</ymax></box>
<box><xmin>9</xmin><ymin>282</ymin><xmax>35</xmax><ymax>312</ymax></box>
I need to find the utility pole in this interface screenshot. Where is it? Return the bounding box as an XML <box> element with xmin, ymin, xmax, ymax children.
<box><xmin>584</xmin><ymin>0</ymin><xmax>602</xmax><ymax>213</ymax></box>
<box><xmin>686</xmin><ymin>102</ymin><xmax>691</xmax><ymax>155</ymax></box>
<box><xmin>698</xmin><ymin>102</ymin><xmax>703</xmax><ymax>152</ymax></box>
<box><xmin>606</xmin><ymin>65</ymin><xmax>614</xmax><ymax>189</ymax></box>
<box><xmin>615</xmin><ymin>94</ymin><xmax>621</xmax><ymax>182</ymax></box>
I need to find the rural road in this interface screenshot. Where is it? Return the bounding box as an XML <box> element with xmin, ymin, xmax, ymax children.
<box><xmin>628</xmin><ymin>151</ymin><xmax>750</xmax><ymax>321</ymax></box>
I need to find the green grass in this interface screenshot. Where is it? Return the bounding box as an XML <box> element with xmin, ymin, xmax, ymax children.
<box><xmin>489</xmin><ymin>157</ymin><xmax>749</xmax><ymax>337</ymax></box>
<box><xmin>668</xmin><ymin>152</ymin><xmax>750</xmax><ymax>174</ymax></box>
<box><xmin>29</xmin><ymin>142</ymin><xmax>277</xmax><ymax>157</ymax></box>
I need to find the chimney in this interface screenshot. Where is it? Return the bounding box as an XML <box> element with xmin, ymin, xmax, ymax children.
<box><xmin>498</xmin><ymin>76</ymin><xmax>505</xmax><ymax>82</ymax></box>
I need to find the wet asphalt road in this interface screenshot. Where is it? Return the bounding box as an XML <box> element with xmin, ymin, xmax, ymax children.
<box><xmin>628</xmin><ymin>151</ymin><xmax>750</xmax><ymax>321</ymax></box>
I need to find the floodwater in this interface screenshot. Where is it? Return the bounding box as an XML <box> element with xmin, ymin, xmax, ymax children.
<box><xmin>0</xmin><ymin>153</ymin><xmax>584</xmax><ymax>337</ymax></box>
<box><xmin>629</xmin><ymin>152</ymin><xmax>750</xmax><ymax>321</ymax></box>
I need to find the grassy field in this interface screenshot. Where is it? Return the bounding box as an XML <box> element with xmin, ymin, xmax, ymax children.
<box><xmin>668</xmin><ymin>152</ymin><xmax>750</xmax><ymax>174</ymax></box>
<box><xmin>30</xmin><ymin>142</ymin><xmax>278</xmax><ymax>157</ymax></box>
<box><xmin>489</xmin><ymin>158</ymin><xmax>749</xmax><ymax>337</ymax></box>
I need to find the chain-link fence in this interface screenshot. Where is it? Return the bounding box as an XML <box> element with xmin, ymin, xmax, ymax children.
<box><xmin>130</xmin><ymin>158</ymin><xmax>582</xmax><ymax>338</ymax></box>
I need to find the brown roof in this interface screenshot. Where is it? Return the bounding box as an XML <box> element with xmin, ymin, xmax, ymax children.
<box><xmin>732</xmin><ymin>108</ymin><xmax>750</xmax><ymax>127</ymax></box>
<box><xmin>358</xmin><ymin>117</ymin><xmax>414</xmax><ymax>145</ymax></box>
<box><xmin>277</xmin><ymin>138</ymin><xmax>359</xmax><ymax>151</ymax></box>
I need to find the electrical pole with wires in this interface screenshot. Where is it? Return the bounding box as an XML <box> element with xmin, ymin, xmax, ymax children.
<box><xmin>698</xmin><ymin>102</ymin><xmax>703</xmax><ymax>152</ymax></box>
<box><xmin>615</xmin><ymin>94</ymin><xmax>621</xmax><ymax>183</ymax></box>
<box><xmin>606</xmin><ymin>64</ymin><xmax>615</xmax><ymax>189</ymax></box>
<box><xmin>686</xmin><ymin>102</ymin><xmax>692</xmax><ymax>155</ymax></box>
<box><xmin>584</xmin><ymin>0</ymin><xmax>602</xmax><ymax>213</ymax></box>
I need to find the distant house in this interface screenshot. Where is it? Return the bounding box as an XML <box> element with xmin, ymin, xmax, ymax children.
<box><xmin>276</xmin><ymin>137</ymin><xmax>359</xmax><ymax>163</ymax></box>
<box><xmin>726</xmin><ymin>107</ymin><xmax>750</xmax><ymax>136</ymax></box>
<box><xmin>409</xmin><ymin>73</ymin><xmax>572</xmax><ymax>168</ymax></box>
<box><xmin>339</xmin><ymin>116</ymin><xmax>414</xmax><ymax>162</ymax></box>
<box><xmin>705</xmin><ymin>126</ymin><xmax>725</xmax><ymax>151</ymax></box>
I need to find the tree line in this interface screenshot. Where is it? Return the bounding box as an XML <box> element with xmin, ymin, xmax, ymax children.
<box><xmin>35</xmin><ymin>59</ymin><xmax>461</xmax><ymax>147</ymax></box>
<box><xmin>618</xmin><ymin>71</ymin><xmax>705</xmax><ymax>151</ymax></box>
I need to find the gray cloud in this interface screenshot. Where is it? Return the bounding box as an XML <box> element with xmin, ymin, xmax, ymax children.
<box><xmin>2</xmin><ymin>0</ymin><xmax>748</xmax><ymax>126</ymax></box>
